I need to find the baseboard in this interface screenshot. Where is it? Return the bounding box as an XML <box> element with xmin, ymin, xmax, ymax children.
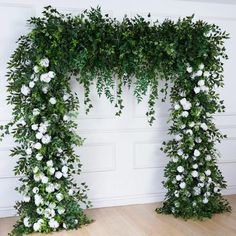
<box><xmin>1</xmin><ymin>186</ymin><xmax>235</xmax><ymax>218</ymax></box>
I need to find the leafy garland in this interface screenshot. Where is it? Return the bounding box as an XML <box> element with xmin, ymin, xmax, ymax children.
<box><xmin>1</xmin><ymin>6</ymin><xmax>231</xmax><ymax>235</ymax></box>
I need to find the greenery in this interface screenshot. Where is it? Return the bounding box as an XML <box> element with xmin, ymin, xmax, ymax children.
<box><xmin>1</xmin><ymin>5</ymin><xmax>231</xmax><ymax>235</ymax></box>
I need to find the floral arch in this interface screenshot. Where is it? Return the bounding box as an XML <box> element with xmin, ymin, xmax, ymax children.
<box><xmin>1</xmin><ymin>6</ymin><xmax>231</xmax><ymax>236</ymax></box>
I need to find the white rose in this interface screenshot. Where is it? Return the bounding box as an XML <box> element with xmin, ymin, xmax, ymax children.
<box><xmin>31</xmin><ymin>124</ymin><xmax>38</xmax><ymax>131</ymax></box>
<box><xmin>33</xmin><ymin>166</ymin><xmax>39</xmax><ymax>173</ymax></box>
<box><xmin>39</xmin><ymin>58</ymin><xmax>49</xmax><ymax>68</ymax></box>
<box><xmin>200</xmin><ymin>123</ymin><xmax>208</xmax><ymax>131</ymax></box>
<box><xmin>41</xmin><ymin>175</ymin><xmax>48</xmax><ymax>184</ymax></box>
<box><xmin>34</xmin><ymin>142</ymin><xmax>42</xmax><ymax>150</ymax></box>
<box><xmin>56</xmin><ymin>193</ymin><xmax>64</xmax><ymax>201</ymax></box>
<box><xmin>186</xmin><ymin>129</ymin><xmax>193</xmax><ymax>135</ymax></box>
<box><xmin>214</xmin><ymin>187</ymin><xmax>220</xmax><ymax>193</ymax></box>
<box><xmin>39</xmin><ymin>124</ymin><xmax>47</xmax><ymax>134</ymax></box>
<box><xmin>46</xmin><ymin>160</ymin><xmax>53</xmax><ymax>167</ymax></box>
<box><xmin>40</xmin><ymin>73</ymin><xmax>51</xmax><ymax>83</ymax></box>
<box><xmin>175</xmin><ymin>134</ymin><xmax>182</xmax><ymax>141</ymax></box>
<box><xmin>176</xmin><ymin>175</ymin><xmax>182</xmax><ymax>181</ymax></box>
<box><xmin>191</xmin><ymin>170</ymin><xmax>198</xmax><ymax>178</ymax></box>
<box><xmin>198</xmin><ymin>63</ymin><xmax>204</xmax><ymax>70</ymax></box>
<box><xmin>192</xmin><ymin>164</ymin><xmax>198</xmax><ymax>169</ymax></box>
<box><xmin>36</xmin><ymin>153</ymin><xmax>43</xmax><ymax>161</ymax></box>
<box><xmin>174</xmin><ymin>104</ymin><xmax>180</xmax><ymax>110</ymax></box>
<box><xmin>48</xmin><ymin>71</ymin><xmax>56</xmax><ymax>78</ymax></box>
<box><xmin>34</xmin><ymin>173</ymin><xmax>41</xmax><ymax>182</ymax></box>
<box><xmin>42</xmin><ymin>134</ymin><xmax>51</xmax><ymax>144</ymax></box>
<box><xmin>177</xmin><ymin>166</ymin><xmax>184</xmax><ymax>173</ymax></box>
<box><xmin>42</xmin><ymin>86</ymin><xmax>49</xmax><ymax>94</ymax></box>
<box><xmin>195</xmin><ymin>137</ymin><xmax>202</xmax><ymax>143</ymax></box>
<box><xmin>37</xmin><ymin>208</ymin><xmax>43</xmax><ymax>215</ymax></box>
<box><xmin>57</xmin><ymin>207</ymin><xmax>65</xmax><ymax>215</ymax></box>
<box><xmin>63</xmin><ymin>115</ymin><xmax>69</xmax><ymax>121</ymax></box>
<box><xmin>33</xmin><ymin>66</ymin><xmax>40</xmax><ymax>73</ymax></box>
<box><xmin>33</xmin><ymin>108</ymin><xmax>40</xmax><ymax>116</ymax></box>
<box><xmin>46</xmin><ymin>184</ymin><xmax>55</xmax><ymax>193</ymax></box>
<box><xmin>177</xmin><ymin>149</ymin><xmax>183</xmax><ymax>156</ymax></box>
<box><xmin>180</xmin><ymin>182</ymin><xmax>186</xmax><ymax>189</ymax></box>
<box><xmin>201</xmin><ymin>86</ymin><xmax>209</xmax><ymax>93</ymax></box>
<box><xmin>196</xmin><ymin>70</ymin><xmax>203</xmax><ymax>77</ymax></box>
<box><xmin>173</xmin><ymin>157</ymin><xmax>178</xmax><ymax>163</ymax></box>
<box><xmin>174</xmin><ymin>190</ymin><xmax>179</xmax><ymax>197</ymax></box>
<box><xmin>203</xmin><ymin>198</ymin><xmax>208</xmax><ymax>204</ymax></box>
<box><xmin>204</xmin><ymin>71</ymin><xmax>210</xmax><ymax>77</ymax></box>
<box><xmin>189</xmin><ymin>122</ymin><xmax>195</xmax><ymax>127</ymax></box>
<box><xmin>26</xmin><ymin>148</ymin><xmax>32</xmax><ymax>155</ymax></box>
<box><xmin>29</xmin><ymin>81</ymin><xmax>35</xmax><ymax>88</ymax></box>
<box><xmin>49</xmin><ymin>97</ymin><xmax>56</xmax><ymax>105</ymax></box>
<box><xmin>33</xmin><ymin>187</ymin><xmax>39</xmax><ymax>194</ymax></box>
<box><xmin>194</xmin><ymin>149</ymin><xmax>200</xmax><ymax>157</ymax></box>
<box><xmin>23</xmin><ymin>217</ymin><xmax>31</xmax><ymax>227</ymax></box>
<box><xmin>36</xmin><ymin>132</ymin><xmax>43</xmax><ymax>139</ymax></box>
<box><xmin>21</xmin><ymin>85</ymin><xmax>30</xmax><ymax>96</ymax></box>
<box><xmin>48</xmin><ymin>167</ymin><xmax>55</xmax><ymax>175</ymax></box>
<box><xmin>62</xmin><ymin>166</ymin><xmax>68</xmax><ymax>173</ymax></box>
<box><xmin>34</xmin><ymin>194</ymin><xmax>43</xmax><ymax>206</ymax></box>
<box><xmin>194</xmin><ymin>87</ymin><xmax>201</xmax><ymax>94</ymax></box>
<box><xmin>193</xmin><ymin>187</ymin><xmax>201</xmax><ymax>196</ymax></box>
<box><xmin>180</xmin><ymin>98</ymin><xmax>187</xmax><ymax>106</ymax></box>
<box><xmin>198</xmin><ymin>80</ymin><xmax>205</xmax><ymax>86</ymax></box>
<box><xmin>49</xmin><ymin>218</ymin><xmax>59</xmax><ymax>229</ymax></box>
<box><xmin>181</xmin><ymin>111</ymin><xmax>189</xmax><ymax>117</ymax></box>
<box><xmin>205</xmin><ymin>169</ymin><xmax>211</xmax><ymax>176</ymax></box>
<box><xmin>186</xmin><ymin>66</ymin><xmax>193</xmax><ymax>73</ymax></box>
<box><xmin>55</xmin><ymin>171</ymin><xmax>63</xmax><ymax>179</ymax></box>
<box><xmin>205</xmin><ymin>155</ymin><xmax>211</xmax><ymax>161</ymax></box>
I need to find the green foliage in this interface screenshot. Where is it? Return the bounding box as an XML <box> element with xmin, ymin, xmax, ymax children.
<box><xmin>2</xmin><ymin>5</ymin><xmax>231</xmax><ymax>235</ymax></box>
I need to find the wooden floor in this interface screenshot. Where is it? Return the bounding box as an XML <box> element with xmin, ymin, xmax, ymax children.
<box><xmin>1</xmin><ymin>195</ymin><xmax>236</xmax><ymax>236</ymax></box>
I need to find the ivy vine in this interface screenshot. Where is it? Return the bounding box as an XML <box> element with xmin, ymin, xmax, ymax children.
<box><xmin>0</xmin><ymin>6</ymin><xmax>231</xmax><ymax>235</ymax></box>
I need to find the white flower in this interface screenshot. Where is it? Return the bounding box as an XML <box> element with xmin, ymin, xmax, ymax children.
<box><xmin>63</xmin><ymin>115</ymin><xmax>69</xmax><ymax>121</ymax></box>
<box><xmin>42</xmin><ymin>85</ymin><xmax>49</xmax><ymax>94</ymax></box>
<box><xmin>196</xmin><ymin>70</ymin><xmax>203</xmax><ymax>77</ymax></box>
<box><xmin>189</xmin><ymin>122</ymin><xmax>195</xmax><ymax>127</ymax></box>
<box><xmin>173</xmin><ymin>157</ymin><xmax>178</xmax><ymax>163</ymax></box>
<box><xmin>49</xmin><ymin>218</ymin><xmax>59</xmax><ymax>229</ymax></box>
<box><xmin>34</xmin><ymin>173</ymin><xmax>42</xmax><ymax>182</ymax></box>
<box><xmin>49</xmin><ymin>97</ymin><xmax>57</xmax><ymax>105</ymax></box>
<box><xmin>39</xmin><ymin>58</ymin><xmax>49</xmax><ymax>68</ymax></box>
<box><xmin>63</xmin><ymin>223</ymin><xmax>67</xmax><ymax>229</ymax></box>
<box><xmin>174</xmin><ymin>190</ymin><xmax>179</xmax><ymax>197</ymax></box>
<box><xmin>177</xmin><ymin>149</ymin><xmax>183</xmax><ymax>156</ymax></box>
<box><xmin>36</xmin><ymin>153</ymin><xmax>43</xmax><ymax>161</ymax></box>
<box><xmin>57</xmin><ymin>207</ymin><xmax>65</xmax><ymax>215</ymax></box>
<box><xmin>62</xmin><ymin>166</ymin><xmax>68</xmax><ymax>173</ymax></box>
<box><xmin>34</xmin><ymin>142</ymin><xmax>42</xmax><ymax>150</ymax></box>
<box><xmin>199</xmin><ymin>64</ymin><xmax>204</xmax><ymax>70</ymax></box>
<box><xmin>41</xmin><ymin>175</ymin><xmax>49</xmax><ymax>184</ymax></box>
<box><xmin>195</xmin><ymin>137</ymin><xmax>202</xmax><ymax>143</ymax></box>
<box><xmin>44</xmin><ymin>208</ymin><xmax>56</xmax><ymax>219</ymax></box>
<box><xmin>33</xmin><ymin>166</ymin><xmax>39</xmax><ymax>173</ymax></box>
<box><xmin>193</xmin><ymin>187</ymin><xmax>201</xmax><ymax>196</ymax></box>
<box><xmin>33</xmin><ymin>187</ymin><xmax>39</xmax><ymax>194</ymax></box>
<box><xmin>42</xmin><ymin>134</ymin><xmax>51</xmax><ymax>144</ymax></box>
<box><xmin>181</xmin><ymin>111</ymin><xmax>189</xmax><ymax>117</ymax></box>
<box><xmin>29</xmin><ymin>81</ymin><xmax>35</xmax><ymax>88</ymax></box>
<box><xmin>200</xmin><ymin>123</ymin><xmax>208</xmax><ymax>131</ymax></box>
<box><xmin>26</xmin><ymin>148</ymin><xmax>32</xmax><ymax>155</ymax></box>
<box><xmin>205</xmin><ymin>155</ymin><xmax>211</xmax><ymax>161</ymax></box>
<box><xmin>33</xmin><ymin>222</ymin><xmax>41</xmax><ymax>231</ymax></box>
<box><xmin>34</xmin><ymin>194</ymin><xmax>43</xmax><ymax>206</ymax></box>
<box><xmin>199</xmin><ymin>175</ymin><xmax>205</xmax><ymax>182</ymax></box>
<box><xmin>23</xmin><ymin>196</ymin><xmax>31</xmax><ymax>202</ymax></box>
<box><xmin>175</xmin><ymin>134</ymin><xmax>182</xmax><ymax>141</ymax></box>
<box><xmin>194</xmin><ymin>149</ymin><xmax>200</xmax><ymax>157</ymax></box>
<box><xmin>46</xmin><ymin>184</ymin><xmax>55</xmax><ymax>193</ymax></box>
<box><xmin>40</xmin><ymin>73</ymin><xmax>51</xmax><ymax>83</ymax></box>
<box><xmin>191</xmin><ymin>170</ymin><xmax>198</xmax><ymax>178</ymax></box>
<box><xmin>23</xmin><ymin>217</ymin><xmax>31</xmax><ymax>227</ymax></box>
<box><xmin>68</xmin><ymin>189</ymin><xmax>74</xmax><ymax>196</ymax></box>
<box><xmin>33</xmin><ymin>108</ymin><xmax>40</xmax><ymax>116</ymax></box>
<box><xmin>186</xmin><ymin>66</ymin><xmax>193</xmax><ymax>73</ymax></box>
<box><xmin>204</xmin><ymin>71</ymin><xmax>210</xmax><ymax>77</ymax></box>
<box><xmin>33</xmin><ymin>66</ymin><xmax>40</xmax><ymax>73</ymax></box>
<box><xmin>214</xmin><ymin>187</ymin><xmax>220</xmax><ymax>193</ymax></box>
<box><xmin>186</xmin><ymin>129</ymin><xmax>193</xmax><ymax>135</ymax></box>
<box><xmin>39</xmin><ymin>123</ymin><xmax>48</xmax><ymax>134</ymax></box>
<box><xmin>174</xmin><ymin>104</ymin><xmax>180</xmax><ymax>110</ymax></box>
<box><xmin>205</xmin><ymin>169</ymin><xmax>211</xmax><ymax>176</ymax></box>
<box><xmin>56</xmin><ymin>193</ymin><xmax>64</xmax><ymax>201</ymax></box>
<box><xmin>36</xmin><ymin>208</ymin><xmax>43</xmax><ymax>215</ymax></box>
<box><xmin>176</xmin><ymin>175</ymin><xmax>182</xmax><ymax>181</ymax></box>
<box><xmin>192</xmin><ymin>164</ymin><xmax>198</xmax><ymax>169</ymax></box>
<box><xmin>180</xmin><ymin>182</ymin><xmax>186</xmax><ymax>189</ymax></box>
<box><xmin>177</xmin><ymin>166</ymin><xmax>184</xmax><ymax>173</ymax></box>
<box><xmin>48</xmin><ymin>167</ymin><xmax>55</xmax><ymax>175</ymax></box>
<box><xmin>194</xmin><ymin>87</ymin><xmax>201</xmax><ymax>94</ymax></box>
<box><xmin>203</xmin><ymin>198</ymin><xmax>208</xmax><ymax>204</ymax></box>
<box><xmin>46</xmin><ymin>160</ymin><xmax>53</xmax><ymax>167</ymax></box>
<box><xmin>31</xmin><ymin>124</ymin><xmax>38</xmax><ymax>131</ymax></box>
<box><xmin>180</xmin><ymin>98</ymin><xmax>191</xmax><ymax>110</ymax></box>
<box><xmin>36</xmin><ymin>132</ymin><xmax>43</xmax><ymax>139</ymax></box>
<box><xmin>201</xmin><ymin>86</ymin><xmax>209</xmax><ymax>93</ymax></box>
<box><xmin>63</xmin><ymin>93</ymin><xmax>70</xmax><ymax>101</ymax></box>
<box><xmin>21</xmin><ymin>85</ymin><xmax>30</xmax><ymax>96</ymax></box>
<box><xmin>55</xmin><ymin>171</ymin><xmax>63</xmax><ymax>179</ymax></box>
<box><xmin>48</xmin><ymin>71</ymin><xmax>56</xmax><ymax>78</ymax></box>
<box><xmin>198</xmin><ymin>80</ymin><xmax>205</xmax><ymax>87</ymax></box>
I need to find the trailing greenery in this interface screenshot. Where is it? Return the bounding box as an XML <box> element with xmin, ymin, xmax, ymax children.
<box><xmin>1</xmin><ymin>5</ymin><xmax>231</xmax><ymax>235</ymax></box>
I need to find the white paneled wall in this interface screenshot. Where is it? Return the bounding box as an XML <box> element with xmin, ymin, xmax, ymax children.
<box><xmin>0</xmin><ymin>0</ymin><xmax>236</xmax><ymax>218</ymax></box>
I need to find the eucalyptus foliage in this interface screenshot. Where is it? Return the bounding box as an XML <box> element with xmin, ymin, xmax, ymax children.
<box><xmin>1</xmin><ymin>6</ymin><xmax>231</xmax><ymax>235</ymax></box>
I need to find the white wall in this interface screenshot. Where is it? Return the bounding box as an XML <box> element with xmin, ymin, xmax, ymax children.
<box><xmin>0</xmin><ymin>0</ymin><xmax>236</xmax><ymax>218</ymax></box>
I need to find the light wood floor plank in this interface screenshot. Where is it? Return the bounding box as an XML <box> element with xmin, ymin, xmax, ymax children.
<box><xmin>0</xmin><ymin>195</ymin><xmax>235</xmax><ymax>236</ymax></box>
